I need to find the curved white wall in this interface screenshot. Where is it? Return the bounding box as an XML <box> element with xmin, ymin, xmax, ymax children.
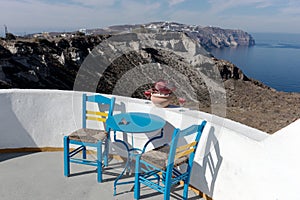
<box><xmin>0</xmin><ymin>89</ymin><xmax>299</xmax><ymax>200</ymax></box>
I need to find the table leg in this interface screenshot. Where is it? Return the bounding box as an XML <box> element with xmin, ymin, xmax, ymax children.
<box><xmin>142</xmin><ymin>128</ymin><xmax>164</xmax><ymax>153</ymax></box>
<box><xmin>114</xmin><ymin>150</ymin><xmax>131</xmax><ymax>195</ymax></box>
<box><xmin>112</xmin><ymin>129</ymin><xmax>164</xmax><ymax>196</ymax></box>
<box><xmin>113</xmin><ymin>131</ymin><xmax>140</xmax><ymax>196</ymax></box>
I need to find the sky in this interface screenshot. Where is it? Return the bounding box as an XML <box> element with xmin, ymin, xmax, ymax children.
<box><xmin>1</xmin><ymin>0</ymin><xmax>300</xmax><ymax>36</ymax></box>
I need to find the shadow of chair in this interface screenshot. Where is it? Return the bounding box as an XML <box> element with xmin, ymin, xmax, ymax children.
<box><xmin>134</xmin><ymin>120</ymin><xmax>207</xmax><ymax>200</ymax></box>
<box><xmin>63</xmin><ymin>93</ymin><xmax>115</xmax><ymax>182</ymax></box>
<box><xmin>190</xmin><ymin>126</ymin><xmax>223</xmax><ymax>199</ymax></box>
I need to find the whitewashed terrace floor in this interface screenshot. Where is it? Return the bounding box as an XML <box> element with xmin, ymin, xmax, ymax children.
<box><xmin>0</xmin><ymin>152</ymin><xmax>203</xmax><ymax>200</ymax></box>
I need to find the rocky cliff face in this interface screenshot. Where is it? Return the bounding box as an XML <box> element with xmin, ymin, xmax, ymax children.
<box><xmin>87</xmin><ymin>21</ymin><xmax>255</xmax><ymax>50</ymax></box>
<box><xmin>0</xmin><ymin>35</ymin><xmax>109</xmax><ymax>89</ymax></box>
<box><xmin>189</xmin><ymin>26</ymin><xmax>255</xmax><ymax>49</ymax></box>
<box><xmin>0</xmin><ymin>32</ymin><xmax>299</xmax><ymax>134</ymax></box>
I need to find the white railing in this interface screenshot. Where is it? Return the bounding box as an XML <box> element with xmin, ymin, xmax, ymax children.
<box><xmin>0</xmin><ymin>89</ymin><xmax>299</xmax><ymax>200</ymax></box>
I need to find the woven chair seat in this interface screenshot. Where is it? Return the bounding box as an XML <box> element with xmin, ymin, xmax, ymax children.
<box><xmin>141</xmin><ymin>145</ymin><xmax>188</xmax><ymax>170</ymax></box>
<box><xmin>69</xmin><ymin>128</ymin><xmax>107</xmax><ymax>143</ymax></box>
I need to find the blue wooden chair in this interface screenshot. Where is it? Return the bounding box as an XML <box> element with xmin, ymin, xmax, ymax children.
<box><xmin>134</xmin><ymin>120</ymin><xmax>207</xmax><ymax>200</ymax></box>
<box><xmin>63</xmin><ymin>94</ymin><xmax>115</xmax><ymax>182</ymax></box>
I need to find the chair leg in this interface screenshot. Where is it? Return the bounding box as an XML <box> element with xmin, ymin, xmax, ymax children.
<box><xmin>183</xmin><ymin>180</ymin><xmax>189</xmax><ymax>200</ymax></box>
<box><xmin>164</xmin><ymin>189</ymin><xmax>171</xmax><ymax>200</ymax></box>
<box><xmin>82</xmin><ymin>146</ymin><xmax>87</xmax><ymax>159</ymax></box>
<box><xmin>134</xmin><ymin>156</ymin><xmax>141</xmax><ymax>200</ymax></box>
<box><xmin>163</xmin><ymin>168</ymin><xmax>172</xmax><ymax>200</ymax></box>
<box><xmin>63</xmin><ymin>136</ymin><xmax>70</xmax><ymax>177</ymax></box>
<box><xmin>97</xmin><ymin>141</ymin><xmax>103</xmax><ymax>183</ymax></box>
<box><xmin>157</xmin><ymin>174</ymin><xmax>161</xmax><ymax>185</ymax></box>
<box><xmin>183</xmin><ymin>168</ymin><xmax>193</xmax><ymax>200</ymax></box>
<box><xmin>103</xmin><ymin>139</ymin><xmax>109</xmax><ymax>167</ymax></box>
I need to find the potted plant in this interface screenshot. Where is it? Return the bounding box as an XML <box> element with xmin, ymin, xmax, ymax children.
<box><xmin>144</xmin><ymin>80</ymin><xmax>176</xmax><ymax>108</ymax></box>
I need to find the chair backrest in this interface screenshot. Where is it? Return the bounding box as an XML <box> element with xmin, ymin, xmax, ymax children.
<box><xmin>166</xmin><ymin>120</ymin><xmax>207</xmax><ymax>174</ymax></box>
<box><xmin>82</xmin><ymin>94</ymin><xmax>115</xmax><ymax>131</ymax></box>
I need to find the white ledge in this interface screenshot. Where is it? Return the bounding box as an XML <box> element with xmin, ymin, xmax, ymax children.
<box><xmin>0</xmin><ymin>89</ymin><xmax>299</xmax><ymax>200</ymax></box>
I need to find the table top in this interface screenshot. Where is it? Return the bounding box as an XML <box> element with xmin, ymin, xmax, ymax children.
<box><xmin>106</xmin><ymin>112</ymin><xmax>166</xmax><ymax>133</ymax></box>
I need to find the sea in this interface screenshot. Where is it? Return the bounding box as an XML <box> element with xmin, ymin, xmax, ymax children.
<box><xmin>210</xmin><ymin>32</ymin><xmax>300</xmax><ymax>93</ymax></box>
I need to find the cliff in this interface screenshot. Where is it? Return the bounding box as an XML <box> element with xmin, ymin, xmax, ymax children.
<box><xmin>87</xmin><ymin>21</ymin><xmax>255</xmax><ymax>50</ymax></box>
<box><xmin>0</xmin><ymin>35</ymin><xmax>109</xmax><ymax>89</ymax></box>
<box><xmin>0</xmin><ymin>32</ymin><xmax>299</xmax><ymax>133</ymax></box>
<box><xmin>190</xmin><ymin>26</ymin><xmax>255</xmax><ymax>49</ymax></box>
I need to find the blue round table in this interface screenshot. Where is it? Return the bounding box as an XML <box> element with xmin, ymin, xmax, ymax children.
<box><xmin>106</xmin><ymin>112</ymin><xmax>166</xmax><ymax>133</ymax></box>
<box><xmin>106</xmin><ymin>112</ymin><xmax>166</xmax><ymax>195</ymax></box>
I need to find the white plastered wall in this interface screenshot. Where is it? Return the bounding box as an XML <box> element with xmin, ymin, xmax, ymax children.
<box><xmin>0</xmin><ymin>89</ymin><xmax>299</xmax><ymax>200</ymax></box>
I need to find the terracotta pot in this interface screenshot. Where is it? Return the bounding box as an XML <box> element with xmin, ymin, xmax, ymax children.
<box><xmin>150</xmin><ymin>93</ymin><xmax>172</xmax><ymax>108</ymax></box>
